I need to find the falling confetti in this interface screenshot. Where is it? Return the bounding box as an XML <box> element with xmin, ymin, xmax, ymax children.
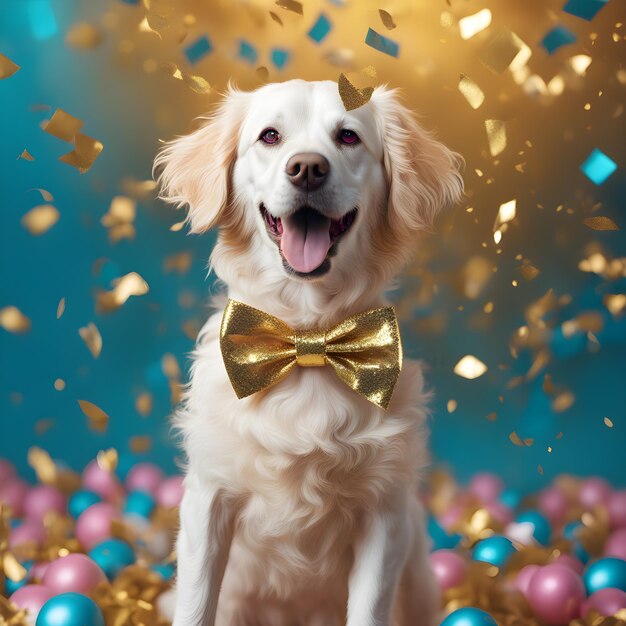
<box><xmin>454</xmin><ymin>355</ymin><xmax>488</xmax><ymax>379</ymax></box>
<box><xmin>308</xmin><ymin>13</ymin><xmax>332</xmax><ymax>43</ymax></box>
<box><xmin>563</xmin><ymin>0</ymin><xmax>609</xmax><ymax>21</ymax></box>
<box><xmin>101</xmin><ymin>196</ymin><xmax>136</xmax><ymax>243</ymax></box>
<box><xmin>458</xmin><ymin>74</ymin><xmax>485</xmax><ymax>109</ymax></box>
<box><xmin>485</xmin><ymin>119</ymin><xmax>507</xmax><ymax>157</ymax></box>
<box><xmin>479</xmin><ymin>30</ymin><xmax>524</xmax><ymax>73</ymax></box>
<box><xmin>79</xmin><ymin>322</ymin><xmax>103</xmax><ymax>358</ymax></box>
<box><xmin>78</xmin><ymin>399</ymin><xmax>110</xmax><ymax>432</ymax></box>
<box><xmin>276</xmin><ymin>0</ymin><xmax>303</xmax><ymax>15</ymax></box>
<box><xmin>458</xmin><ymin>9</ymin><xmax>492</xmax><ymax>40</ymax></box>
<box><xmin>0</xmin><ymin>52</ymin><xmax>20</xmax><ymax>79</ymax></box>
<box><xmin>338</xmin><ymin>72</ymin><xmax>374</xmax><ymax>111</ymax></box>
<box><xmin>0</xmin><ymin>307</ymin><xmax>31</xmax><ymax>334</ymax></box>
<box><xmin>580</xmin><ymin>148</ymin><xmax>618</xmax><ymax>185</ymax></box>
<box><xmin>541</xmin><ymin>25</ymin><xmax>577</xmax><ymax>54</ymax></box>
<box><xmin>584</xmin><ymin>216</ymin><xmax>619</xmax><ymax>230</ymax></box>
<box><xmin>604</xmin><ymin>417</ymin><xmax>614</xmax><ymax>428</ymax></box>
<box><xmin>56</xmin><ymin>297</ymin><xmax>66</xmax><ymax>319</ymax></box>
<box><xmin>365</xmin><ymin>27</ymin><xmax>399</xmax><ymax>57</ymax></box>
<box><xmin>44</xmin><ymin>109</ymin><xmax>83</xmax><ymax>142</ymax></box>
<box><xmin>130</xmin><ymin>436</ymin><xmax>153</xmax><ymax>454</ymax></box>
<box><xmin>17</xmin><ymin>149</ymin><xmax>34</xmax><ymax>161</ymax></box>
<box><xmin>21</xmin><ymin>204</ymin><xmax>59</xmax><ymax>235</ymax></box>
<box><xmin>378</xmin><ymin>9</ymin><xmax>396</xmax><ymax>31</ymax></box>
<box><xmin>97</xmin><ymin>448</ymin><xmax>119</xmax><ymax>472</ymax></box>
<box><xmin>96</xmin><ymin>272</ymin><xmax>149</xmax><ymax>313</ymax></box>
<box><xmin>136</xmin><ymin>392</ymin><xmax>153</xmax><ymax>417</ymax></box>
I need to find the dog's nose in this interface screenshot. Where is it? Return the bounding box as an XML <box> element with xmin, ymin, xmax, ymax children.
<box><xmin>285</xmin><ymin>153</ymin><xmax>330</xmax><ymax>191</ymax></box>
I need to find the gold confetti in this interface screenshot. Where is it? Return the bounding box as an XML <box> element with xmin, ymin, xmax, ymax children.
<box><xmin>486</xmin><ymin>412</ymin><xmax>497</xmax><ymax>421</ymax></box>
<box><xmin>604</xmin><ymin>417</ymin><xmax>614</xmax><ymax>428</ymax></box>
<box><xmin>59</xmin><ymin>132</ymin><xmax>104</xmax><ymax>173</ymax></box>
<box><xmin>338</xmin><ymin>66</ymin><xmax>377</xmax><ymax>111</ymax></box>
<box><xmin>65</xmin><ymin>22</ymin><xmax>102</xmax><ymax>49</ymax></box>
<box><xmin>379</xmin><ymin>9</ymin><xmax>396</xmax><ymax>30</ymax></box>
<box><xmin>56</xmin><ymin>297</ymin><xmax>66</xmax><ymax>319</ymax></box>
<box><xmin>552</xmin><ymin>391</ymin><xmax>575</xmax><ymax>413</ymax></box>
<box><xmin>485</xmin><ymin>119</ymin><xmax>507</xmax><ymax>157</ymax></box>
<box><xmin>162</xmin><ymin>353</ymin><xmax>180</xmax><ymax>379</ymax></box>
<box><xmin>0</xmin><ymin>306</ymin><xmax>31</xmax><ymax>333</ymax></box>
<box><xmin>136</xmin><ymin>392</ymin><xmax>153</xmax><ymax>417</ymax></box>
<box><xmin>164</xmin><ymin>251</ymin><xmax>192</xmax><ymax>274</ymax></box>
<box><xmin>130</xmin><ymin>436</ymin><xmax>153</xmax><ymax>454</ymax></box>
<box><xmin>170</xmin><ymin>220</ymin><xmax>186</xmax><ymax>232</ymax></box>
<box><xmin>519</xmin><ymin>264</ymin><xmax>540</xmax><ymax>281</ymax></box>
<box><xmin>603</xmin><ymin>294</ymin><xmax>626</xmax><ymax>315</ymax></box>
<box><xmin>79</xmin><ymin>322</ymin><xmax>102</xmax><ymax>358</ymax></box>
<box><xmin>120</xmin><ymin>178</ymin><xmax>157</xmax><ymax>199</ymax></box>
<box><xmin>269</xmin><ymin>11</ymin><xmax>283</xmax><ymax>26</ymax></box>
<box><xmin>276</xmin><ymin>0</ymin><xmax>303</xmax><ymax>15</ymax></box>
<box><xmin>182</xmin><ymin>73</ymin><xmax>211</xmax><ymax>94</ymax></box>
<box><xmin>21</xmin><ymin>204</ymin><xmax>60</xmax><ymax>235</ymax></box>
<box><xmin>78</xmin><ymin>399</ymin><xmax>110</xmax><ymax>432</ymax></box>
<box><xmin>454</xmin><ymin>355</ymin><xmax>488</xmax><ymax>379</ymax></box>
<box><xmin>44</xmin><ymin>109</ymin><xmax>84</xmax><ymax>142</ymax></box>
<box><xmin>447</xmin><ymin>399</ymin><xmax>457</xmax><ymax>413</ymax></box>
<box><xmin>17</xmin><ymin>149</ymin><xmax>34</xmax><ymax>161</ymax></box>
<box><xmin>584</xmin><ymin>216</ymin><xmax>619</xmax><ymax>231</ymax></box>
<box><xmin>538</xmin><ymin>464</ymin><xmax>544</xmax><ymax>475</ymax></box>
<box><xmin>35</xmin><ymin>419</ymin><xmax>54</xmax><ymax>435</ymax></box>
<box><xmin>54</xmin><ymin>378</ymin><xmax>65</xmax><ymax>391</ymax></box>
<box><xmin>458</xmin><ymin>9</ymin><xmax>492</xmax><ymax>40</ymax></box>
<box><xmin>101</xmin><ymin>196</ymin><xmax>136</xmax><ymax>243</ymax></box>
<box><xmin>97</xmin><ymin>448</ymin><xmax>119</xmax><ymax>472</ymax></box>
<box><xmin>31</xmin><ymin>187</ymin><xmax>55</xmax><ymax>202</ymax></box>
<box><xmin>27</xmin><ymin>447</ymin><xmax>57</xmax><ymax>484</ymax></box>
<box><xmin>0</xmin><ymin>52</ymin><xmax>20</xmax><ymax>79</ymax></box>
<box><xmin>479</xmin><ymin>30</ymin><xmax>524</xmax><ymax>74</ymax></box>
<box><xmin>3</xmin><ymin>552</ymin><xmax>27</xmax><ymax>582</ymax></box>
<box><xmin>96</xmin><ymin>272</ymin><xmax>149</xmax><ymax>313</ymax></box>
<box><xmin>509</xmin><ymin>431</ymin><xmax>525</xmax><ymax>446</ymax></box>
<box><xmin>458</xmin><ymin>74</ymin><xmax>485</xmax><ymax>109</ymax></box>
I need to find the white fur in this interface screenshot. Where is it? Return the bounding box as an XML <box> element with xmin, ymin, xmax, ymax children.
<box><xmin>155</xmin><ymin>79</ymin><xmax>463</xmax><ymax>626</ymax></box>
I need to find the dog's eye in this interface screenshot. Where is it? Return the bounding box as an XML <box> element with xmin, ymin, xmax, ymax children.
<box><xmin>260</xmin><ymin>128</ymin><xmax>280</xmax><ymax>145</ymax></box>
<box><xmin>339</xmin><ymin>129</ymin><xmax>360</xmax><ymax>145</ymax></box>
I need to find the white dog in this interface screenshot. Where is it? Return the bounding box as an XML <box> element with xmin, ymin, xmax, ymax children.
<box><xmin>155</xmin><ymin>79</ymin><xmax>463</xmax><ymax>626</ymax></box>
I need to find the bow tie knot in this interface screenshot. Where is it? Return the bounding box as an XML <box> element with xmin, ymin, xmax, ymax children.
<box><xmin>295</xmin><ymin>328</ymin><xmax>327</xmax><ymax>367</ymax></box>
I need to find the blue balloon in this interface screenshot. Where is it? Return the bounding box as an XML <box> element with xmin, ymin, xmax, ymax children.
<box><xmin>515</xmin><ymin>510</ymin><xmax>551</xmax><ymax>545</ymax></box>
<box><xmin>563</xmin><ymin>521</ymin><xmax>590</xmax><ymax>564</ymax></box>
<box><xmin>89</xmin><ymin>538</ymin><xmax>135</xmax><ymax>579</ymax></box>
<box><xmin>499</xmin><ymin>489</ymin><xmax>522</xmax><ymax>510</ymax></box>
<box><xmin>3</xmin><ymin>560</ymin><xmax>32</xmax><ymax>595</ymax></box>
<box><xmin>583</xmin><ymin>557</ymin><xmax>626</xmax><ymax>595</ymax></box>
<box><xmin>428</xmin><ymin>516</ymin><xmax>461</xmax><ymax>551</ymax></box>
<box><xmin>440</xmin><ymin>607</ymin><xmax>498</xmax><ymax>626</ymax></box>
<box><xmin>36</xmin><ymin>592</ymin><xmax>104</xmax><ymax>626</ymax></box>
<box><xmin>152</xmin><ymin>562</ymin><xmax>175</xmax><ymax>580</ymax></box>
<box><xmin>68</xmin><ymin>490</ymin><xmax>102</xmax><ymax>519</ymax></box>
<box><xmin>123</xmin><ymin>490</ymin><xmax>156</xmax><ymax>519</ymax></box>
<box><xmin>472</xmin><ymin>535</ymin><xmax>517</xmax><ymax>568</ymax></box>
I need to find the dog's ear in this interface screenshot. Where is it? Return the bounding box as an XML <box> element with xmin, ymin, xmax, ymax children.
<box><xmin>372</xmin><ymin>87</ymin><xmax>464</xmax><ymax>235</ymax></box>
<box><xmin>154</xmin><ymin>87</ymin><xmax>249</xmax><ymax>233</ymax></box>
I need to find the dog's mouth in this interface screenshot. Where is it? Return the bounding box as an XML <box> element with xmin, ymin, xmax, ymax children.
<box><xmin>260</xmin><ymin>204</ymin><xmax>357</xmax><ymax>275</ymax></box>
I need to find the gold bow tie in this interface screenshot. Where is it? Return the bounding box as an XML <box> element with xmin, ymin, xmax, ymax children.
<box><xmin>219</xmin><ymin>299</ymin><xmax>403</xmax><ymax>410</ymax></box>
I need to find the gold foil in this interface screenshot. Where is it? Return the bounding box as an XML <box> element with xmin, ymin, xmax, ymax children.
<box><xmin>219</xmin><ymin>299</ymin><xmax>402</xmax><ymax>409</ymax></box>
<box><xmin>0</xmin><ymin>53</ymin><xmax>20</xmax><ymax>79</ymax></box>
<box><xmin>78</xmin><ymin>399</ymin><xmax>110</xmax><ymax>432</ymax></box>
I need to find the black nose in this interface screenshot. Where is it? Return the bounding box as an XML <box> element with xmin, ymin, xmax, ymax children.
<box><xmin>285</xmin><ymin>153</ymin><xmax>330</xmax><ymax>191</ymax></box>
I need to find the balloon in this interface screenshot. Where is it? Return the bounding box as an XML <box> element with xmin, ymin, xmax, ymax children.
<box><xmin>68</xmin><ymin>490</ymin><xmax>102</xmax><ymax>519</ymax></box>
<box><xmin>552</xmin><ymin>553</ymin><xmax>584</xmax><ymax>575</ymax></box>
<box><xmin>75</xmin><ymin>502</ymin><xmax>119</xmax><ymax>550</ymax></box>
<box><xmin>515</xmin><ymin>510</ymin><xmax>551</xmax><ymax>546</ymax></box>
<box><xmin>123</xmin><ymin>490</ymin><xmax>155</xmax><ymax>519</ymax></box>
<box><xmin>10</xmin><ymin>585</ymin><xmax>54</xmax><ymax>623</ymax></box>
<box><xmin>563</xmin><ymin>522</ymin><xmax>590</xmax><ymax>564</ymax></box>
<box><xmin>527</xmin><ymin>564</ymin><xmax>586</xmax><ymax>625</ymax></box>
<box><xmin>82</xmin><ymin>461</ymin><xmax>123</xmax><ymax>503</ymax></box>
<box><xmin>9</xmin><ymin>520</ymin><xmax>45</xmax><ymax>548</ymax></box>
<box><xmin>582</xmin><ymin>588</ymin><xmax>626</xmax><ymax>617</ymax></box>
<box><xmin>538</xmin><ymin>487</ymin><xmax>569</xmax><ymax>525</ymax></box>
<box><xmin>468</xmin><ymin>473</ymin><xmax>504</xmax><ymax>504</ymax></box>
<box><xmin>0</xmin><ymin>478</ymin><xmax>30</xmax><ymax>516</ymax></box>
<box><xmin>579</xmin><ymin>477</ymin><xmax>611</xmax><ymax>510</ymax></box>
<box><xmin>430</xmin><ymin>550</ymin><xmax>467</xmax><ymax>590</ymax></box>
<box><xmin>514</xmin><ymin>564</ymin><xmax>540</xmax><ymax>597</ymax></box>
<box><xmin>440</xmin><ymin>607</ymin><xmax>498</xmax><ymax>626</ymax></box>
<box><xmin>605</xmin><ymin>528</ymin><xmax>626</xmax><ymax>561</ymax></box>
<box><xmin>23</xmin><ymin>486</ymin><xmax>66</xmax><ymax>522</ymax></box>
<box><xmin>499</xmin><ymin>489</ymin><xmax>522</xmax><ymax>511</ymax></box>
<box><xmin>484</xmin><ymin>501</ymin><xmax>513</xmax><ymax>525</ymax></box>
<box><xmin>156</xmin><ymin>476</ymin><xmax>184</xmax><ymax>508</ymax></box>
<box><xmin>88</xmin><ymin>538</ymin><xmax>135</xmax><ymax>579</ymax></box>
<box><xmin>125</xmin><ymin>463</ymin><xmax>164</xmax><ymax>496</ymax></box>
<box><xmin>428</xmin><ymin>516</ymin><xmax>461</xmax><ymax>551</ymax></box>
<box><xmin>472</xmin><ymin>536</ymin><xmax>517</xmax><ymax>568</ymax></box>
<box><xmin>0</xmin><ymin>458</ymin><xmax>16</xmax><ymax>483</ymax></box>
<box><xmin>42</xmin><ymin>553</ymin><xmax>106</xmax><ymax>595</ymax></box>
<box><xmin>608</xmin><ymin>491</ymin><xmax>626</xmax><ymax>529</ymax></box>
<box><xmin>36</xmin><ymin>592</ymin><xmax>104</xmax><ymax>626</ymax></box>
<box><xmin>583</xmin><ymin>557</ymin><xmax>626</xmax><ymax>595</ymax></box>
<box><xmin>152</xmin><ymin>562</ymin><xmax>175</xmax><ymax>580</ymax></box>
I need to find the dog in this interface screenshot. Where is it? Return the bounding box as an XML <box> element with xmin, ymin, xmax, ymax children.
<box><xmin>154</xmin><ymin>79</ymin><xmax>463</xmax><ymax>626</ymax></box>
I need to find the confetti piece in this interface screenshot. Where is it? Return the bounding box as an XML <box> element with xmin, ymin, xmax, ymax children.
<box><xmin>447</xmin><ymin>399</ymin><xmax>457</xmax><ymax>413</ymax></box>
<box><xmin>44</xmin><ymin>109</ymin><xmax>84</xmax><ymax>142</ymax></box>
<box><xmin>552</xmin><ymin>391</ymin><xmax>575</xmax><ymax>412</ymax></box>
<box><xmin>54</xmin><ymin>378</ymin><xmax>65</xmax><ymax>390</ymax></box>
<box><xmin>130</xmin><ymin>436</ymin><xmax>152</xmax><ymax>454</ymax></box>
<box><xmin>101</xmin><ymin>195</ymin><xmax>136</xmax><ymax>243</ymax></box>
<box><xmin>271</xmin><ymin>48</ymin><xmax>290</xmax><ymax>70</ymax></box>
<box><xmin>120</xmin><ymin>178</ymin><xmax>157</xmax><ymax>199</ymax></box>
<box><xmin>569</xmin><ymin>54</ymin><xmax>592</xmax><ymax>75</ymax></box>
<box><xmin>509</xmin><ymin>431</ymin><xmax>524</xmax><ymax>446</ymax></box>
<box><xmin>136</xmin><ymin>392</ymin><xmax>153</xmax><ymax>417</ymax></box>
<box><xmin>338</xmin><ymin>73</ymin><xmax>374</xmax><ymax>111</ymax></box>
<box><xmin>603</xmin><ymin>294</ymin><xmax>626</xmax><ymax>315</ymax></box>
<box><xmin>519</xmin><ymin>264</ymin><xmax>540</xmax><ymax>281</ymax></box>
<box><xmin>169</xmin><ymin>220</ymin><xmax>185</xmax><ymax>232</ymax></box>
<box><xmin>4</xmin><ymin>553</ymin><xmax>27</xmax><ymax>583</ymax></box>
<box><xmin>541</xmin><ymin>25</ymin><xmax>576</xmax><ymax>54</ymax></box>
<box><xmin>164</xmin><ymin>251</ymin><xmax>192</xmax><ymax>274</ymax></box>
<box><xmin>584</xmin><ymin>216</ymin><xmax>619</xmax><ymax>230</ymax></box>
<box><xmin>604</xmin><ymin>417</ymin><xmax>614</xmax><ymax>428</ymax></box>
<box><xmin>0</xmin><ymin>307</ymin><xmax>31</xmax><ymax>334</ymax></box>
<box><xmin>59</xmin><ymin>132</ymin><xmax>104</xmax><ymax>173</ymax></box>
<box><xmin>239</xmin><ymin>40</ymin><xmax>258</xmax><ymax>64</ymax></box>
<box><xmin>21</xmin><ymin>204</ymin><xmax>59</xmax><ymax>235</ymax></box>
<box><xmin>485</xmin><ymin>119</ymin><xmax>507</xmax><ymax>157</ymax></box>
<box><xmin>35</xmin><ymin>418</ymin><xmax>55</xmax><ymax>434</ymax></box>
<box><xmin>479</xmin><ymin>30</ymin><xmax>524</xmax><ymax>73</ymax></box>
<box><xmin>17</xmin><ymin>149</ymin><xmax>35</xmax><ymax>161</ymax></box>
<box><xmin>78</xmin><ymin>399</ymin><xmax>109</xmax><ymax>432</ymax></box>
<box><xmin>0</xmin><ymin>52</ymin><xmax>20</xmax><ymax>79</ymax></box>
<box><xmin>97</xmin><ymin>448</ymin><xmax>118</xmax><ymax>472</ymax></box>
<box><xmin>308</xmin><ymin>13</ymin><xmax>332</xmax><ymax>43</ymax></box>
<box><xmin>56</xmin><ymin>297</ymin><xmax>66</xmax><ymax>319</ymax></box>
<box><xmin>79</xmin><ymin>322</ymin><xmax>103</xmax><ymax>358</ymax></box>
<box><xmin>563</xmin><ymin>0</ymin><xmax>609</xmax><ymax>21</ymax></box>
<box><xmin>580</xmin><ymin>148</ymin><xmax>618</xmax><ymax>185</ymax></box>
<box><xmin>496</xmin><ymin>199</ymin><xmax>516</xmax><ymax>227</ymax></box>
<box><xmin>96</xmin><ymin>272</ymin><xmax>149</xmax><ymax>313</ymax></box>
<box><xmin>184</xmin><ymin>35</ymin><xmax>212</xmax><ymax>64</ymax></box>
<box><xmin>31</xmin><ymin>188</ymin><xmax>54</xmax><ymax>202</ymax></box>
<box><xmin>276</xmin><ymin>0</ymin><xmax>303</xmax><ymax>15</ymax></box>
<box><xmin>182</xmin><ymin>73</ymin><xmax>211</xmax><ymax>94</ymax></box>
<box><xmin>378</xmin><ymin>9</ymin><xmax>396</xmax><ymax>30</ymax></box>
<box><xmin>269</xmin><ymin>11</ymin><xmax>283</xmax><ymax>26</ymax></box>
<box><xmin>458</xmin><ymin>74</ymin><xmax>485</xmax><ymax>109</ymax></box>
<box><xmin>458</xmin><ymin>9</ymin><xmax>492</xmax><ymax>40</ymax></box>
<box><xmin>454</xmin><ymin>355</ymin><xmax>488</xmax><ymax>379</ymax></box>
<box><xmin>65</xmin><ymin>22</ymin><xmax>102</xmax><ymax>49</ymax></box>
<box><xmin>365</xmin><ymin>27</ymin><xmax>399</xmax><ymax>57</ymax></box>
<box><xmin>486</xmin><ymin>412</ymin><xmax>497</xmax><ymax>421</ymax></box>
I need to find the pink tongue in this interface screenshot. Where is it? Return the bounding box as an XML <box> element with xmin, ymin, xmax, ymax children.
<box><xmin>280</xmin><ymin>210</ymin><xmax>331</xmax><ymax>273</ymax></box>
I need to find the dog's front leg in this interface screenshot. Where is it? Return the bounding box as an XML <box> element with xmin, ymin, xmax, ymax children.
<box><xmin>346</xmin><ymin>501</ymin><xmax>409</xmax><ymax>626</ymax></box>
<box><xmin>173</xmin><ymin>474</ymin><xmax>234</xmax><ymax>626</ymax></box>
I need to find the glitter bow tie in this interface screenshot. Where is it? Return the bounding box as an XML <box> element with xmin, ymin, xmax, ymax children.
<box><xmin>219</xmin><ymin>299</ymin><xmax>403</xmax><ymax>409</ymax></box>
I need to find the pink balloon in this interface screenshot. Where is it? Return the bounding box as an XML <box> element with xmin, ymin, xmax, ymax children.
<box><xmin>580</xmin><ymin>477</ymin><xmax>612</xmax><ymax>510</ymax></box>
<box><xmin>0</xmin><ymin>478</ymin><xmax>30</xmax><ymax>516</ymax></box>
<box><xmin>514</xmin><ymin>564</ymin><xmax>541</xmax><ymax>597</ymax></box>
<box><xmin>439</xmin><ymin>504</ymin><xmax>463</xmax><ymax>531</ymax></box>
<box><xmin>552</xmin><ymin>553</ymin><xmax>584</xmax><ymax>575</ymax></box>
<box><xmin>468</xmin><ymin>473</ymin><xmax>504</xmax><ymax>504</ymax></box>
<box><xmin>0</xmin><ymin>459</ymin><xmax>16</xmax><ymax>484</ymax></box>
<box><xmin>582</xmin><ymin>588</ymin><xmax>626</xmax><ymax>618</ymax></box>
<box><xmin>485</xmin><ymin>501</ymin><xmax>513</xmax><ymax>525</ymax></box>
<box><xmin>9</xmin><ymin>585</ymin><xmax>54</xmax><ymax>622</ymax></box>
<box><xmin>9</xmin><ymin>520</ymin><xmax>45</xmax><ymax>548</ymax></box>
<box><xmin>527</xmin><ymin>564</ymin><xmax>586</xmax><ymax>625</ymax></box>
<box><xmin>75</xmin><ymin>502</ymin><xmax>119</xmax><ymax>550</ymax></box>
<box><xmin>82</xmin><ymin>460</ymin><xmax>124</xmax><ymax>503</ymax></box>
<box><xmin>538</xmin><ymin>487</ymin><xmax>569</xmax><ymax>525</ymax></box>
<box><xmin>125</xmin><ymin>462</ymin><xmax>164</xmax><ymax>496</ymax></box>
<box><xmin>30</xmin><ymin>561</ymin><xmax>51</xmax><ymax>581</ymax></box>
<box><xmin>23</xmin><ymin>485</ymin><xmax>66</xmax><ymax>522</ymax></box>
<box><xmin>430</xmin><ymin>550</ymin><xmax>467</xmax><ymax>590</ymax></box>
<box><xmin>42</xmin><ymin>553</ymin><xmax>106</xmax><ymax>595</ymax></box>
<box><xmin>608</xmin><ymin>491</ymin><xmax>626</xmax><ymax>529</ymax></box>
<box><xmin>605</xmin><ymin>528</ymin><xmax>626</xmax><ymax>561</ymax></box>
<box><xmin>156</xmin><ymin>476</ymin><xmax>184</xmax><ymax>508</ymax></box>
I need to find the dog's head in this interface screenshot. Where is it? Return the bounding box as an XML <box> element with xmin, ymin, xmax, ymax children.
<box><xmin>155</xmin><ymin>79</ymin><xmax>463</xmax><ymax>286</ymax></box>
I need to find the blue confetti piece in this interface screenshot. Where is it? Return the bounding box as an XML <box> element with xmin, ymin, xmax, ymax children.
<box><xmin>308</xmin><ymin>13</ymin><xmax>332</xmax><ymax>44</ymax></box>
<box><xmin>184</xmin><ymin>35</ymin><xmax>212</xmax><ymax>65</ymax></box>
<box><xmin>27</xmin><ymin>0</ymin><xmax>58</xmax><ymax>40</ymax></box>
<box><xmin>580</xmin><ymin>148</ymin><xmax>618</xmax><ymax>185</ymax></box>
<box><xmin>239</xmin><ymin>40</ymin><xmax>258</xmax><ymax>65</ymax></box>
<box><xmin>540</xmin><ymin>25</ymin><xmax>576</xmax><ymax>54</ymax></box>
<box><xmin>271</xmin><ymin>48</ymin><xmax>290</xmax><ymax>70</ymax></box>
<box><xmin>563</xmin><ymin>0</ymin><xmax>609</xmax><ymax>21</ymax></box>
<box><xmin>365</xmin><ymin>27</ymin><xmax>399</xmax><ymax>58</ymax></box>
